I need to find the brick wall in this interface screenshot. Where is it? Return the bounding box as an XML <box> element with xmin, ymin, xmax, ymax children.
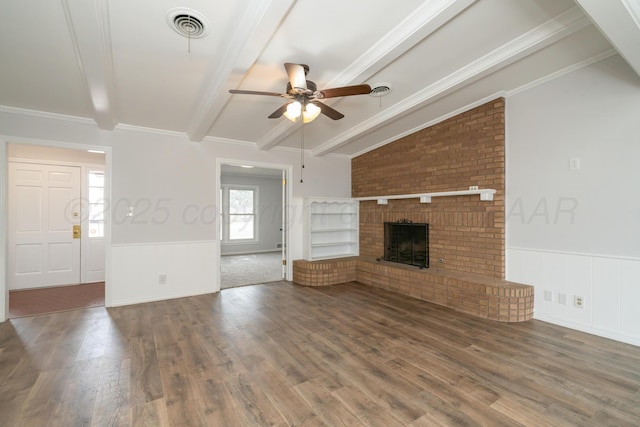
<box><xmin>352</xmin><ymin>98</ymin><xmax>505</xmax><ymax>279</ymax></box>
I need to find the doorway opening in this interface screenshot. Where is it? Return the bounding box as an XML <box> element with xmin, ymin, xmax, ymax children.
<box><xmin>6</xmin><ymin>142</ymin><xmax>108</xmax><ymax>318</ymax></box>
<box><xmin>218</xmin><ymin>162</ymin><xmax>290</xmax><ymax>290</ymax></box>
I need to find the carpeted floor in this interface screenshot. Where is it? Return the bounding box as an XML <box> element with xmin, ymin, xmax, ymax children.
<box><xmin>9</xmin><ymin>282</ymin><xmax>105</xmax><ymax>318</ymax></box>
<box><xmin>221</xmin><ymin>251</ymin><xmax>283</xmax><ymax>289</ymax></box>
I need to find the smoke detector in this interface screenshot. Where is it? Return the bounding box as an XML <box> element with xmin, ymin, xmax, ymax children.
<box><xmin>166</xmin><ymin>8</ymin><xmax>210</xmax><ymax>39</ymax></box>
<box><xmin>369</xmin><ymin>82</ymin><xmax>392</xmax><ymax>97</ymax></box>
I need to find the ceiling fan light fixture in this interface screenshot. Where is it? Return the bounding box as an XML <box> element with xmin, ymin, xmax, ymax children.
<box><xmin>303</xmin><ymin>102</ymin><xmax>321</xmax><ymax>123</ymax></box>
<box><xmin>283</xmin><ymin>101</ymin><xmax>302</xmax><ymax>122</ymax></box>
<box><xmin>230</xmin><ymin>63</ymin><xmax>369</xmax><ymax>122</ymax></box>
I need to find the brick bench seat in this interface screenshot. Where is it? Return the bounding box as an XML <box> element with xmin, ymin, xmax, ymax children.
<box><xmin>293</xmin><ymin>257</ymin><xmax>533</xmax><ymax>322</ymax></box>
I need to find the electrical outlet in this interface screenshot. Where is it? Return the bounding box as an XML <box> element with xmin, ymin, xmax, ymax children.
<box><xmin>469</xmin><ymin>185</ymin><xmax>479</xmax><ymax>191</ymax></box>
<box><xmin>158</xmin><ymin>274</ymin><xmax>167</xmax><ymax>285</ymax></box>
<box><xmin>438</xmin><ymin>258</ymin><xmax>444</xmax><ymax>263</ymax></box>
<box><xmin>544</xmin><ymin>290</ymin><xmax>553</xmax><ymax>302</ymax></box>
<box><xmin>574</xmin><ymin>295</ymin><xmax>584</xmax><ymax>308</ymax></box>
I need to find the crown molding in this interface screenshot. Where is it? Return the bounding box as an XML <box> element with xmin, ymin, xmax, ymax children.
<box><xmin>506</xmin><ymin>49</ymin><xmax>618</xmax><ymax>98</ymax></box>
<box><xmin>622</xmin><ymin>0</ymin><xmax>640</xmax><ymax>26</ymax></box>
<box><xmin>575</xmin><ymin>0</ymin><xmax>640</xmax><ymax>78</ymax></box>
<box><xmin>114</xmin><ymin>123</ymin><xmax>188</xmax><ymax>140</ymax></box>
<box><xmin>257</xmin><ymin>0</ymin><xmax>475</xmax><ymax>151</ymax></box>
<box><xmin>348</xmin><ymin>48</ymin><xmax>618</xmax><ymax>159</ymax></box>
<box><xmin>347</xmin><ymin>92</ymin><xmax>506</xmax><ymax>159</ymax></box>
<box><xmin>327</xmin><ymin>0</ymin><xmax>476</xmax><ymax>88</ymax></box>
<box><xmin>0</xmin><ymin>104</ymin><xmax>350</xmax><ymax>158</ymax></box>
<box><xmin>0</xmin><ymin>105</ymin><xmax>96</xmax><ymax>126</ymax></box>
<box><xmin>312</xmin><ymin>6</ymin><xmax>590</xmax><ymax>157</ymax></box>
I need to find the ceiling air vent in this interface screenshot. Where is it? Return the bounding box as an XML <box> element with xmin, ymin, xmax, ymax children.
<box><xmin>369</xmin><ymin>82</ymin><xmax>392</xmax><ymax>97</ymax></box>
<box><xmin>167</xmin><ymin>8</ymin><xmax>209</xmax><ymax>39</ymax></box>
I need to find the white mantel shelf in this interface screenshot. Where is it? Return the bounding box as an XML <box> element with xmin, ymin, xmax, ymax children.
<box><xmin>354</xmin><ymin>189</ymin><xmax>497</xmax><ymax>204</ymax></box>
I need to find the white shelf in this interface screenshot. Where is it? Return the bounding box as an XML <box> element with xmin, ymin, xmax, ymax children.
<box><xmin>310</xmin><ymin>241</ymin><xmax>356</xmax><ymax>248</ymax></box>
<box><xmin>311</xmin><ymin>228</ymin><xmax>357</xmax><ymax>233</ymax></box>
<box><xmin>354</xmin><ymin>189</ymin><xmax>496</xmax><ymax>204</ymax></box>
<box><xmin>311</xmin><ymin>212</ymin><xmax>357</xmax><ymax>215</ymax></box>
<box><xmin>304</xmin><ymin>198</ymin><xmax>359</xmax><ymax>261</ymax></box>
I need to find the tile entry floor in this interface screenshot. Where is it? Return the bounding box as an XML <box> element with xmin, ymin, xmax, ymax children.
<box><xmin>9</xmin><ymin>282</ymin><xmax>105</xmax><ymax>318</ymax></box>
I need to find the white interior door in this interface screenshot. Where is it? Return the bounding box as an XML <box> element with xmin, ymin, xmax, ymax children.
<box><xmin>8</xmin><ymin>162</ymin><xmax>81</xmax><ymax>290</ymax></box>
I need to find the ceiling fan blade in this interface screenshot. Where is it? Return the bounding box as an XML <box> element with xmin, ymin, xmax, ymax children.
<box><xmin>268</xmin><ymin>102</ymin><xmax>291</xmax><ymax>119</ymax></box>
<box><xmin>314</xmin><ymin>101</ymin><xmax>344</xmax><ymax>120</ymax></box>
<box><xmin>229</xmin><ymin>89</ymin><xmax>285</xmax><ymax>97</ymax></box>
<box><xmin>284</xmin><ymin>63</ymin><xmax>307</xmax><ymax>92</ymax></box>
<box><xmin>318</xmin><ymin>84</ymin><xmax>372</xmax><ymax>99</ymax></box>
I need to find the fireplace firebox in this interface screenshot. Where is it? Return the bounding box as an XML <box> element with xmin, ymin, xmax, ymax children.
<box><xmin>384</xmin><ymin>220</ymin><xmax>429</xmax><ymax>268</ymax></box>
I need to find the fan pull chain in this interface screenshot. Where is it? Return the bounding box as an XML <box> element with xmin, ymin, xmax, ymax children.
<box><xmin>187</xmin><ymin>15</ymin><xmax>192</xmax><ymax>53</ymax></box>
<box><xmin>300</xmin><ymin>124</ymin><xmax>305</xmax><ymax>183</ymax></box>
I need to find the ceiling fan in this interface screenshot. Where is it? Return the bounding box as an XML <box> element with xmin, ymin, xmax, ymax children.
<box><xmin>229</xmin><ymin>63</ymin><xmax>372</xmax><ymax>123</ymax></box>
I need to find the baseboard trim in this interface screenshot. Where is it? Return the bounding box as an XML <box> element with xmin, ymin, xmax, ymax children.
<box><xmin>110</xmin><ymin>288</ymin><xmax>217</xmax><ymax>307</ymax></box>
<box><xmin>111</xmin><ymin>240</ymin><xmax>215</xmax><ymax>248</ymax></box>
<box><xmin>221</xmin><ymin>249</ymin><xmax>282</xmax><ymax>256</ymax></box>
<box><xmin>534</xmin><ymin>314</ymin><xmax>640</xmax><ymax>348</ymax></box>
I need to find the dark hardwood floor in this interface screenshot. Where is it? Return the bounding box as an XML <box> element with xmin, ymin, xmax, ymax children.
<box><xmin>1</xmin><ymin>281</ymin><xmax>639</xmax><ymax>426</ymax></box>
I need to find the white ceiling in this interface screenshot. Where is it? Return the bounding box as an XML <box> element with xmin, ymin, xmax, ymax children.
<box><xmin>1</xmin><ymin>0</ymin><xmax>639</xmax><ymax>158</ymax></box>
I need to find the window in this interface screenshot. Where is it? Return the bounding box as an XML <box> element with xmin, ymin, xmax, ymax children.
<box><xmin>223</xmin><ymin>185</ymin><xmax>258</xmax><ymax>242</ymax></box>
<box><xmin>87</xmin><ymin>171</ymin><xmax>105</xmax><ymax>238</ymax></box>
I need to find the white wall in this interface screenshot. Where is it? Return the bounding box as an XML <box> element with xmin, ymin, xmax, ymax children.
<box><xmin>108</xmin><ymin>129</ymin><xmax>350</xmax><ymax>245</ymax></box>
<box><xmin>220</xmin><ymin>174</ymin><xmax>283</xmax><ymax>255</ymax></box>
<box><xmin>0</xmin><ymin>140</ymin><xmax>7</xmax><ymax>321</ymax></box>
<box><xmin>111</xmin><ymin>241</ymin><xmax>216</xmax><ymax>306</ymax></box>
<box><xmin>0</xmin><ymin>114</ymin><xmax>351</xmax><ymax>312</ymax></box>
<box><xmin>506</xmin><ymin>55</ymin><xmax>640</xmax><ymax>346</ymax></box>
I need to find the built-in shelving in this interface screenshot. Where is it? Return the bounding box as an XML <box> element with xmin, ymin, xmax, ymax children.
<box><xmin>354</xmin><ymin>188</ymin><xmax>496</xmax><ymax>204</ymax></box>
<box><xmin>303</xmin><ymin>198</ymin><xmax>359</xmax><ymax>261</ymax></box>
<box><xmin>302</xmin><ymin>190</ymin><xmax>494</xmax><ymax>261</ymax></box>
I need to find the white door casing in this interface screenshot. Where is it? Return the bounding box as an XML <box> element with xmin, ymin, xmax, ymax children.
<box><xmin>8</xmin><ymin>162</ymin><xmax>81</xmax><ymax>290</ymax></box>
<box><xmin>82</xmin><ymin>167</ymin><xmax>105</xmax><ymax>283</ymax></box>
<box><xmin>281</xmin><ymin>169</ymin><xmax>287</xmax><ymax>279</ymax></box>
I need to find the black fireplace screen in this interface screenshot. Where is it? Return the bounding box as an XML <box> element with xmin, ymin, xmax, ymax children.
<box><xmin>384</xmin><ymin>221</ymin><xmax>429</xmax><ymax>268</ymax></box>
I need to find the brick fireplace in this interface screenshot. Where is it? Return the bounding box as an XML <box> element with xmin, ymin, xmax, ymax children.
<box><xmin>293</xmin><ymin>98</ymin><xmax>533</xmax><ymax>322</ymax></box>
<box><xmin>354</xmin><ymin>98</ymin><xmax>505</xmax><ymax>278</ymax></box>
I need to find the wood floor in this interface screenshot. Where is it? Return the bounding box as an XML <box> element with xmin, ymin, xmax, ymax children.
<box><xmin>1</xmin><ymin>281</ymin><xmax>639</xmax><ymax>426</ymax></box>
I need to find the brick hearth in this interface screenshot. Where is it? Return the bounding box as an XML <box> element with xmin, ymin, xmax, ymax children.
<box><xmin>293</xmin><ymin>258</ymin><xmax>533</xmax><ymax>322</ymax></box>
